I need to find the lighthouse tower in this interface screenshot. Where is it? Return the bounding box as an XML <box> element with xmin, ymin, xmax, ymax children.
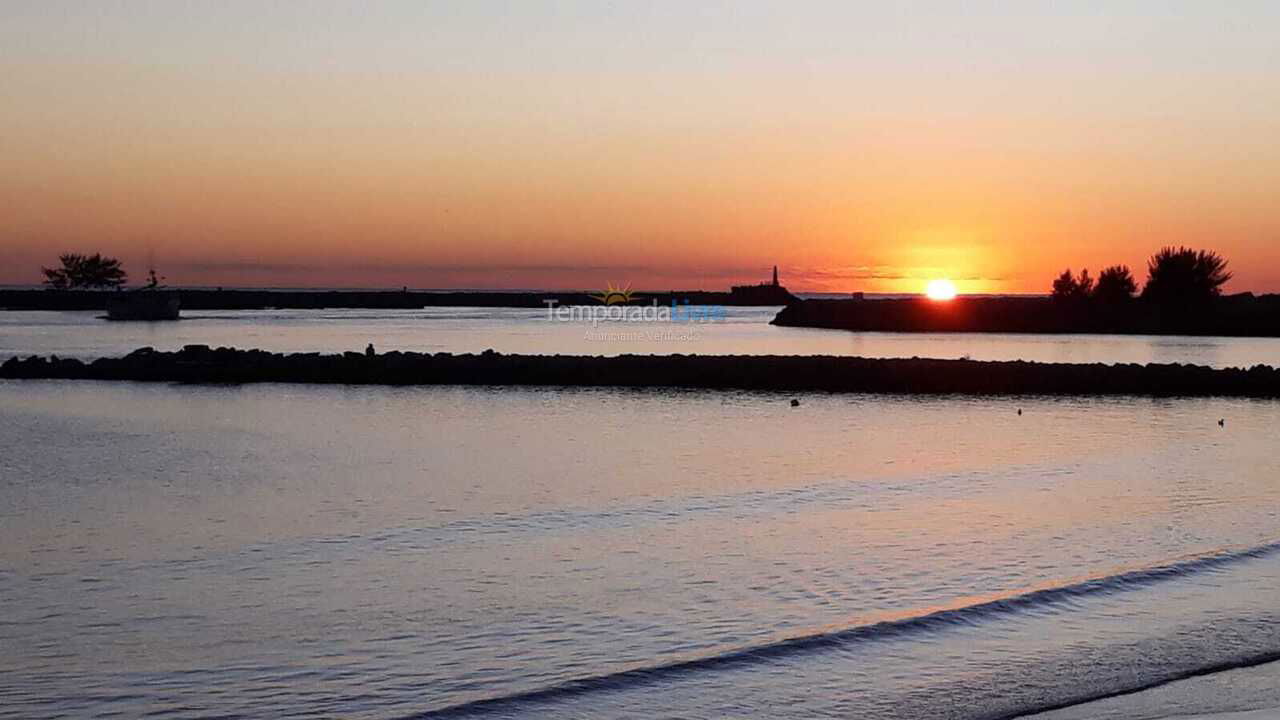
<box><xmin>730</xmin><ymin>264</ymin><xmax>792</xmax><ymax>303</ymax></box>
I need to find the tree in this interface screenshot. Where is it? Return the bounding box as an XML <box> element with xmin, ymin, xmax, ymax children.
<box><xmin>1077</xmin><ymin>268</ymin><xmax>1093</xmax><ymax>297</ymax></box>
<box><xmin>1141</xmin><ymin>247</ymin><xmax>1231</xmax><ymax>304</ymax></box>
<box><xmin>41</xmin><ymin>253</ymin><xmax>128</xmax><ymax>290</ymax></box>
<box><xmin>1051</xmin><ymin>268</ymin><xmax>1093</xmax><ymax>301</ymax></box>
<box><xmin>1092</xmin><ymin>265</ymin><xmax>1137</xmax><ymax>303</ymax></box>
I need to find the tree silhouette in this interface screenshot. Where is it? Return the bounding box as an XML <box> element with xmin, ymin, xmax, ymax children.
<box><xmin>1141</xmin><ymin>247</ymin><xmax>1231</xmax><ymax>304</ymax></box>
<box><xmin>1077</xmin><ymin>269</ymin><xmax>1093</xmax><ymax>297</ymax></box>
<box><xmin>1092</xmin><ymin>265</ymin><xmax>1137</xmax><ymax>303</ymax></box>
<box><xmin>41</xmin><ymin>253</ymin><xmax>128</xmax><ymax>290</ymax></box>
<box><xmin>1051</xmin><ymin>268</ymin><xmax>1093</xmax><ymax>301</ymax></box>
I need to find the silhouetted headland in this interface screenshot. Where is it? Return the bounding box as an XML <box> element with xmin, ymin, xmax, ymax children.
<box><xmin>772</xmin><ymin>294</ymin><xmax>1280</xmax><ymax>337</ymax></box>
<box><xmin>0</xmin><ymin>286</ymin><xmax>795</xmax><ymax>312</ymax></box>
<box><xmin>5</xmin><ymin>346</ymin><xmax>1279</xmax><ymax>397</ymax></box>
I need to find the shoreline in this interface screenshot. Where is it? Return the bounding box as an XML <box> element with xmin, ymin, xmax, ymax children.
<box><xmin>1028</xmin><ymin>656</ymin><xmax>1280</xmax><ymax>720</ymax></box>
<box><xmin>4</xmin><ymin>346</ymin><xmax>1280</xmax><ymax>397</ymax></box>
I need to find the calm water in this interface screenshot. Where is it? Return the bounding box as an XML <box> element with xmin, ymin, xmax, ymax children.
<box><xmin>3</xmin><ymin>308</ymin><xmax>1280</xmax><ymax>367</ymax></box>
<box><xmin>4</xmin><ymin>380</ymin><xmax>1280</xmax><ymax>718</ymax></box>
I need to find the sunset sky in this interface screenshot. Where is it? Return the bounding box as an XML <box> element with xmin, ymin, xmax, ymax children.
<box><xmin>3</xmin><ymin>2</ymin><xmax>1278</xmax><ymax>293</ymax></box>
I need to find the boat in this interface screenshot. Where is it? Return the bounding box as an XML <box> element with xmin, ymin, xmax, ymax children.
<box><xmin>106</xmin><ymin>289</ymin><xmax>180</xmax><ymax>321</ymax></box>
<box><xmin>105</xmin><ymin>270</ymin><xmax>180</xmax><ymax>321</ymax></box>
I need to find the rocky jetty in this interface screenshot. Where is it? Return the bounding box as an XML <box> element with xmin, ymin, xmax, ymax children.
<box><xmin>4</xmin><ymin>346</ymin><xmax>1280</xmax><ymax>397</ymax></box>
<box><xmin>772</xmin><ymin>295</ymin><xmax>1280</xmax><ymax>336</ymax></box>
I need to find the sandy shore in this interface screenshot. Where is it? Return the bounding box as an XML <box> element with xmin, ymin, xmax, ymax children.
<box><xmin>1030</xmin><ymin>659</ymin><xmax>1280</xmax><ymax>720</ymax></box>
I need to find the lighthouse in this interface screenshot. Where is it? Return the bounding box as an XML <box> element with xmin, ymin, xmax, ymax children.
<box><xmin>729</xmin><ymin>265</ymin><xmax>793</xmax><ymax>304</ymax></box>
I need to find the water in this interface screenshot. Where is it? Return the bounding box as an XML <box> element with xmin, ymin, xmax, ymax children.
<box><xmin>4</xmin><ymin>380</ymin><xmax>1280</xmax><ymax>718</ymax></box>
<box><xmin>3</xmin><ymin>308</ymin><xmax>1280</xmax><ymax>367</ymax></box>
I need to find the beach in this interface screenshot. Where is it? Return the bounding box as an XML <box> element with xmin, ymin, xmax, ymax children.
<box><xmin>6</xmin><ymin>2</ymin><xmax>1279</xmax><ymax>716</ymax></box>
<box><xmin>4</xmin><ymin>308</ymin><xmax>1280</xmax><ymax>718</ymax></box>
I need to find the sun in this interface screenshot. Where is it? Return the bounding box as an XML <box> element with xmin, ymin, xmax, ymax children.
<box><xmin>925</xmin><ymin>279</ymin><xmax>957</xmax><ymax>301</ymax></box>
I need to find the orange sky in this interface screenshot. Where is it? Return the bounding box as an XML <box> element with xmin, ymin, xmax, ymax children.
<box><xmin>2</xmin><ymin>3</ymin><xmax>1278</xmax><ymax>293</ymax></box>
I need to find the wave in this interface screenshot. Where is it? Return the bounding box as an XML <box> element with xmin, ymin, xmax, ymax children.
<box><xmin>996</xmin><ymin>650</ymin><xmax>1280</xmax><ymax>720</ymax></box>
<box><xmin>407</xmin><ymin>539</ymin><xmax>1280</xmax><ymax>718</ymax></box>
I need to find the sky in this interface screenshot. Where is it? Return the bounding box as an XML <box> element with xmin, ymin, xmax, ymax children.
<box><xmin>2</xmin><ymin>1</ymin><xmax>1278</xmax><ymax>293</ymax></box>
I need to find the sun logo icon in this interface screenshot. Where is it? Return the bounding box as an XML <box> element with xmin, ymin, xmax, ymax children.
<box><xmin>590</xmin><ymin>281</ymin><xmax>638</xmax><ymax>305</ymax></box>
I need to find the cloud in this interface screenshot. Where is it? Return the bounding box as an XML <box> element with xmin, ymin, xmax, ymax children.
<box><xmin>170</xmin><ymin>260</ymin><xmax>778</xmax><ymax>279</ymax></box>
<box><xmin>170</xmin><ymin>261</ymin><xmax>315</xmax><ymax>274</ymax></box>
<box><xmin>795</xmin><ymin>265</ymin><xmax>1007</xmax><ymax>283</ymax></box>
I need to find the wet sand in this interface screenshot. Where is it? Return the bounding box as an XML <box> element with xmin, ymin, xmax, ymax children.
<box><xmin>1031</xmin><ymin>660</ymin><xmax>1280</xmax><ymax>720</ymax></box>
